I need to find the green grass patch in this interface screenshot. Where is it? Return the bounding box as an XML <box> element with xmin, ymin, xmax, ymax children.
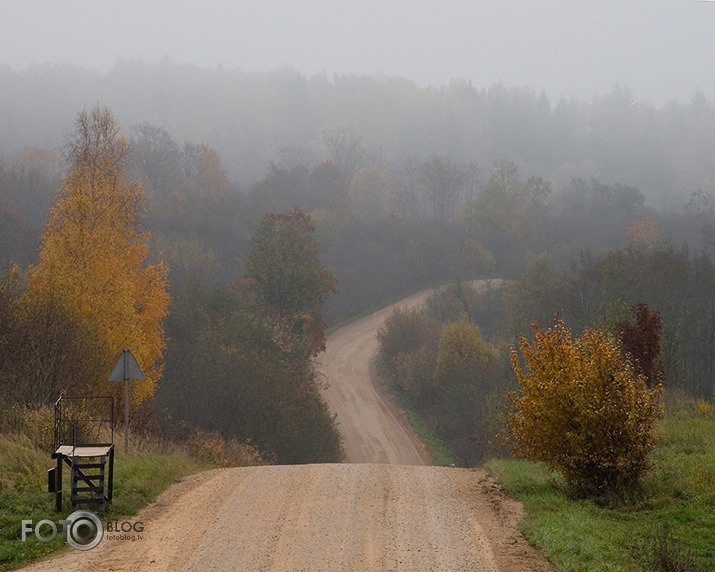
<box><xmin>0</xmin><ymin>434</ymin><xmax>213</xmax><ymax>571</ymax></box>
<box><xmin>100</xmin><ymin>449</ymin><xmax>211</xmax><ymax>517</ymax></box>
<box><xmin>375</xmin><ymin>356</ymin><xmax>457</xmax><ymax>466</ymax></box>
<box><xmin>485</xmin><ymin>398</ymin><xmax>715</xmax><ymax>571</ymax></box>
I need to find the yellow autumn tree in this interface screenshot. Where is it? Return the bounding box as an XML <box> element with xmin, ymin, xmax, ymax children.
<box><xmin>434</xmin><ymin>316</ymin><xmax>499</xmax><ymax>389</ymax></box>
<box><xmin>26</xmin><ymin>107</ymin><xmax>169</xmax><ymax>404</ymax></box>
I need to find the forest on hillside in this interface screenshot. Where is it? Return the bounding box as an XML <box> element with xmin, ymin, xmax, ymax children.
<box><xmin>2</xmin><ymin>63</ymin><xmax>715</xmax><ymax>464</ymax></box>
<box><xmin>1</xmin><ymin>61</ymin><xmax>715</xmax><ymax>205</ymax></box>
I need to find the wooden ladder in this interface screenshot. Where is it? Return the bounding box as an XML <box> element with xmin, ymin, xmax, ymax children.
<box><xmin>70</xmin><ymin>454</ymin><xmax>107</xmax><ymax>512</ymax></box>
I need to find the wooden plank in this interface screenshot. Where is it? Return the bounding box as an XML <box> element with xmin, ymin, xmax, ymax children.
<box><xmin>54</xmin><ymin>445</ymin><xmax>113</xmax><ymax>457</ymax></box>
<box><xmin>73</xmin><ymin>462</ymin><xmax>104</xmax><ymax>469</ymax></box>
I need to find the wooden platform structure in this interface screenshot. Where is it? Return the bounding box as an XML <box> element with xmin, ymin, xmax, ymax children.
<box><xmin>50</xmin><ymin>396</ymin><xmax>115</xmax><ymax>512</ymax></box>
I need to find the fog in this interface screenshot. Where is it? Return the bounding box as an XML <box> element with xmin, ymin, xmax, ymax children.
<box><xmin>5</xmin><ymin>0</ymin><xmax>715</xmax><ymax>485</ymax></box>
<box><xmin>2</xmin><ymin>0</ymin><xmax>714</xmax><ymax>105</ymax></box>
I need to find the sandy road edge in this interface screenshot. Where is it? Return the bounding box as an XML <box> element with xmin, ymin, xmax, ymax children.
<box><xmin>459</xmin><ymin>469</ymin><xmax>554</xmax><ymax>571</ymax></box>
<box><xmin>17</xmin><ymin>468</ymin><xmax>230</xmax><ymax>571</ymax></box>
<box><xmin>366</xmin><ymin>356</ymin><xmax>434</xmax><ymax>465</ymax></box>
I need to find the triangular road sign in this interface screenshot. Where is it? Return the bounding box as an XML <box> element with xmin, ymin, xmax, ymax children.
<box><xmin>108</xmin><ymin>348</ymin><xmax>146</xmax><ymax>381</ymax></box>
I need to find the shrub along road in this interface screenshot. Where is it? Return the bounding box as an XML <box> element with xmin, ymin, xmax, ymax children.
<box><xmin>21</xmin><ymin>283</ymin><xmax>551</xmax><ymax>571</ymax></box>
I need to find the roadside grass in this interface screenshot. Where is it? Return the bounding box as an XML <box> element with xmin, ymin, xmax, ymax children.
<box><xmin>485</xmin><ymin>397</ymin><xmax>715</xmax><ymax>571</ymax></box>
<box><xmin>98</xmin><ymin>448</ymin><xmax>212</xmax><ymax>517</ymax></box>
<box><xmin>376</xmin><ymin>357</ymin><xmax>457</xmax><ymax>467</ymax></box>
<box><xmin>0</xmin><ymin>432</ymin><xmax>217</xmax><ymax>571</ymax></box>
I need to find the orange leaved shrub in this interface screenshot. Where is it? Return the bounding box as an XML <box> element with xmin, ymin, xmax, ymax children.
<box><xmin>508</xmin><ymin>321</ymin><xmax>662</xmax><ymax>496</ymax></box>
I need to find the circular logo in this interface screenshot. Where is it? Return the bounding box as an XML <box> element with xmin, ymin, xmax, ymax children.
<box><xmin>65</xmin><ymin>511</ymin><xmax>103</xmax><ymax>551</ymax></box>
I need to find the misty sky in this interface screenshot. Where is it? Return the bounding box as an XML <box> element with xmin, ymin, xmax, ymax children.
<box><xmin>2</xmin><ymin>0</ymin><xmax>714</xmax><ymax>106</ymax></box>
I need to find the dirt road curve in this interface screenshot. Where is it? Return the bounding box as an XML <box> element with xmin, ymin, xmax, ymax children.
<box><xmin>318</xmin><ymin>289</ymin><xmax>438</xmax><ymax>465</ymax></box>
<box><xmin>22</xmin><ymin>282</ymin><xmax>552</xmax><ymax>571</ymax></box>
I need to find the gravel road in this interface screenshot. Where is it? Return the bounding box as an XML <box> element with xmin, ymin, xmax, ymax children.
<box><xmin>318</xmin><ymin>289</ymin><xmax>436</xmax><ymax>465</ymax></box>
<box><xmin>21</xmin><ymin>282</ymin><xmax>552</xmax><ymax>571</ymax></box>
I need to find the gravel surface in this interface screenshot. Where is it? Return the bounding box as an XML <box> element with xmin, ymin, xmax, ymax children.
<box><xmin>21</xmin><ymin>282</ymin><xmax>552</xmax><ymax>571</ymax></box>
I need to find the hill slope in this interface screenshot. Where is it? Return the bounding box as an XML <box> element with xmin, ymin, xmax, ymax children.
<box><xmin>21</xmin><ymin>288</ymin><xmax>551</xmax><ymax>571</ymax></box>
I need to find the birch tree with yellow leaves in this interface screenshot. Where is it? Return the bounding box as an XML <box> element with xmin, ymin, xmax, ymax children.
<box><xmin>26</xmin><ymin>108</ymin><xmax>169</xmax><ymax>404</ymax></box>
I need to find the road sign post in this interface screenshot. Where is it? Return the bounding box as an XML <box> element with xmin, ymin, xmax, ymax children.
<box><xmin>108</xmin><ymin>348</ymin><xmax>145</xmax><ymax>453</ymax></box>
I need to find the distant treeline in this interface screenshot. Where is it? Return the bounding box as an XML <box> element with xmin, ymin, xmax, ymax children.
<box><xmin>1</xmin><ymin>61</ymin><xmax>715</xmax><ymax>205</ymax></box>
<box><xmin>3</xmin><ymin>113</ymin><xmax>715</xmax><ymax>326</ymax></box>
<box><xmin>3</xmin><ymin>68</ymin><xmax>715</xmax><ymax>460</ymax></box>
